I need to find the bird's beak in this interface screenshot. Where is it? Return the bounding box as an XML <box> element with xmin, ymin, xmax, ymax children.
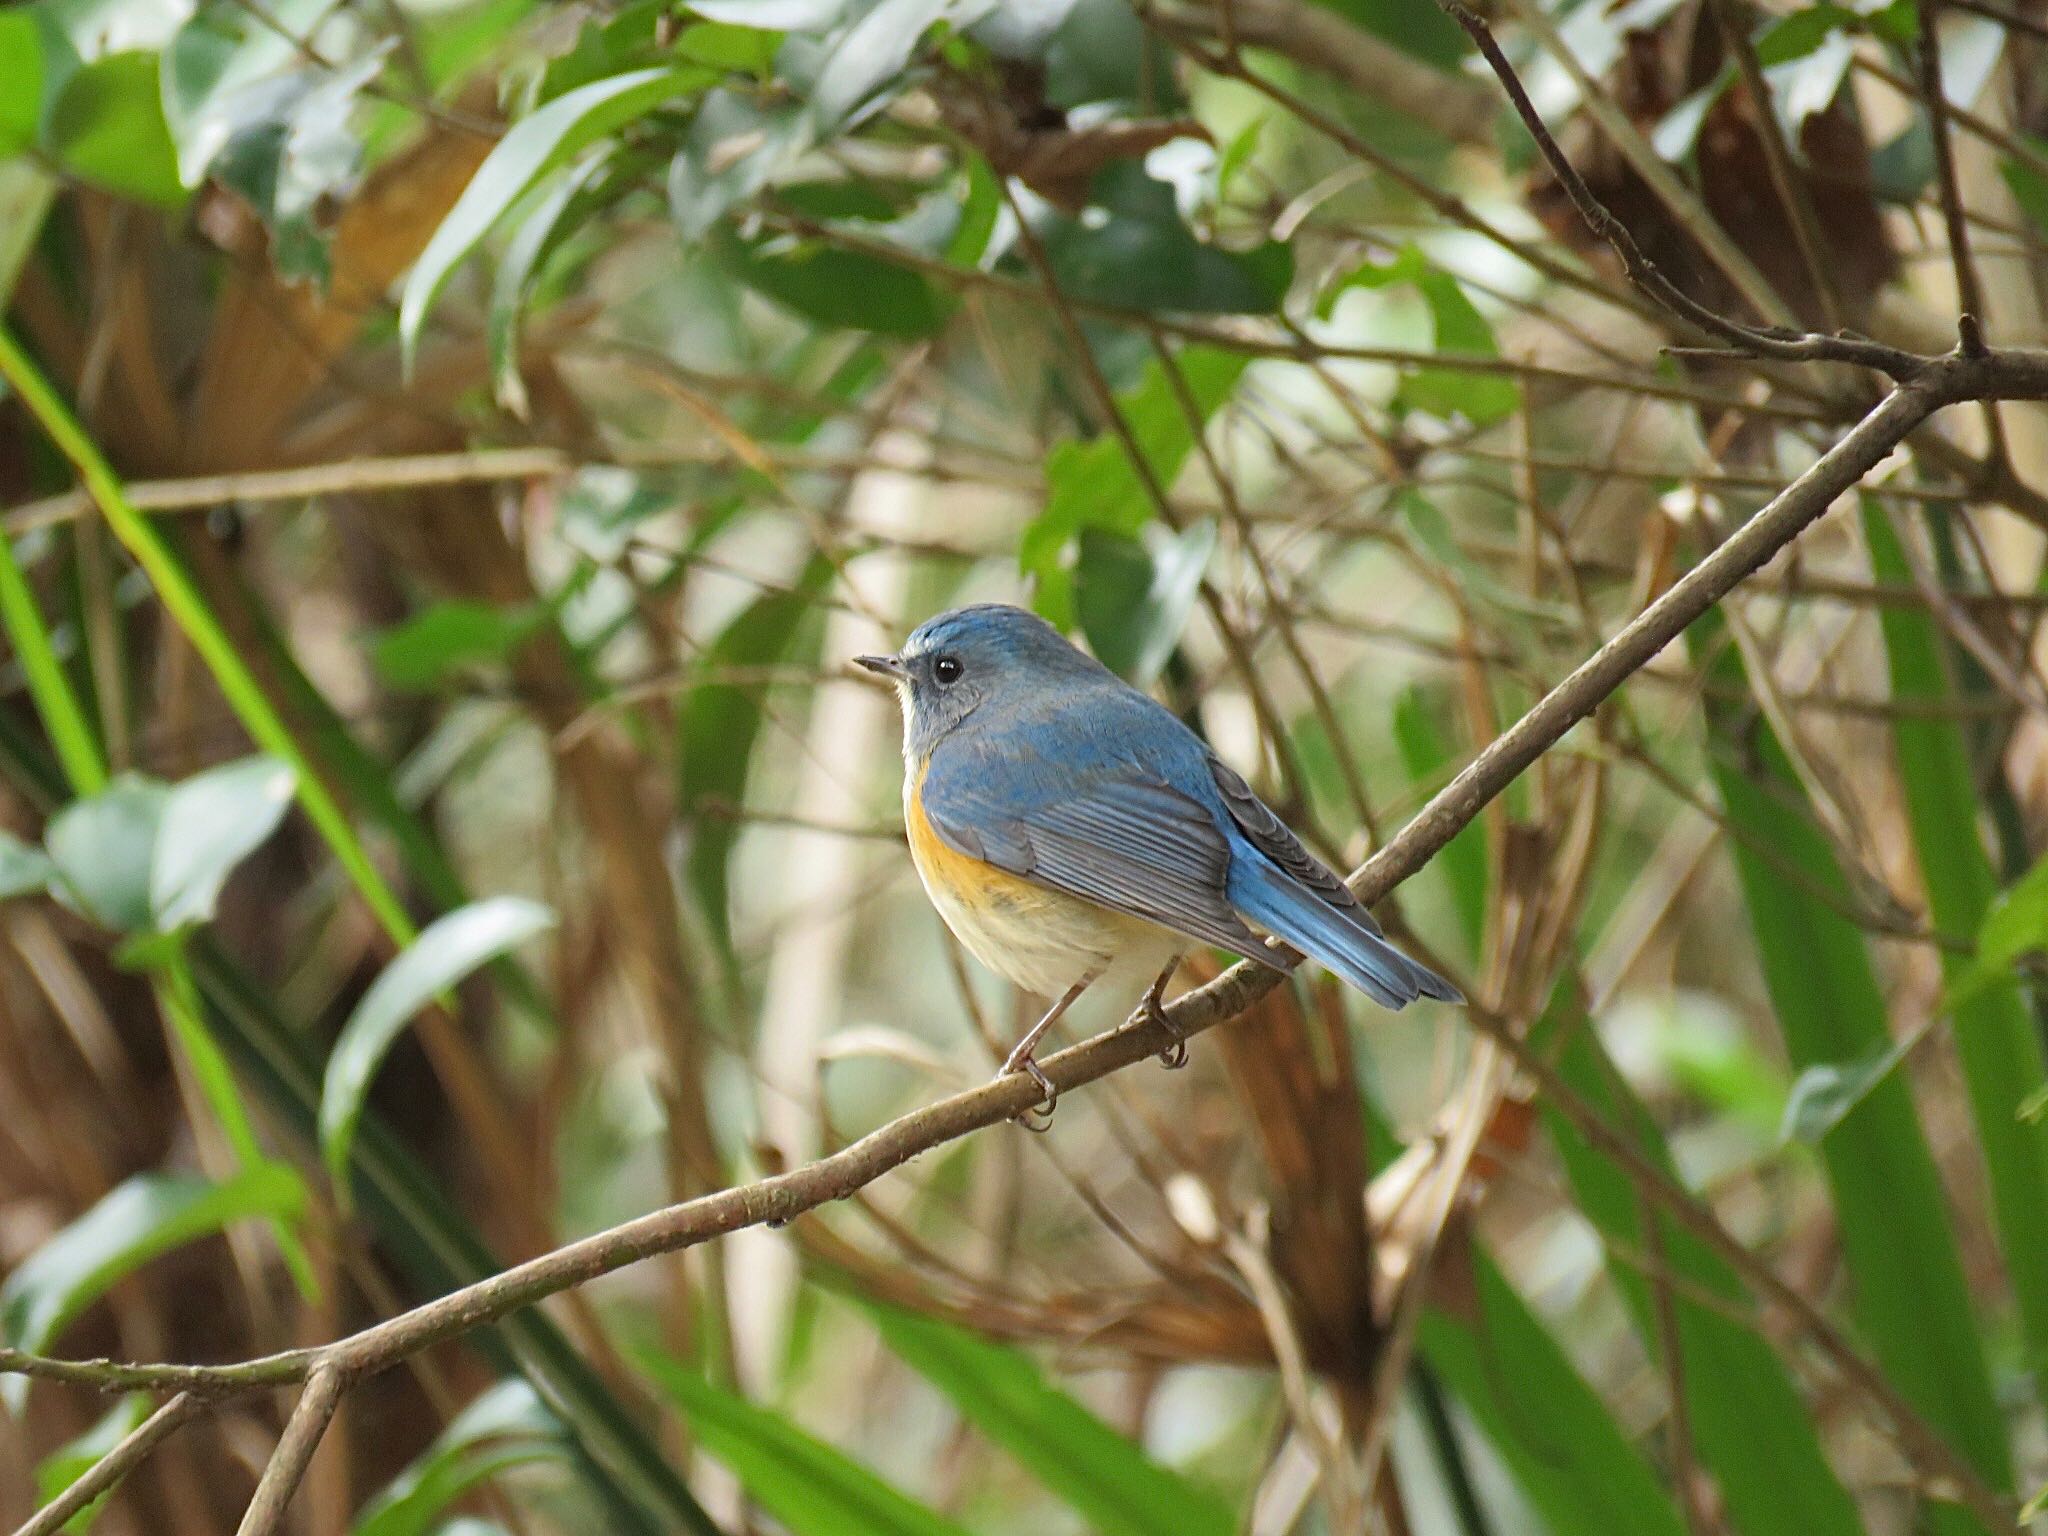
<box><xmin>854</xmin><ymin>653</ymin><xmax>906</xmax><ymax>679</ymax></box>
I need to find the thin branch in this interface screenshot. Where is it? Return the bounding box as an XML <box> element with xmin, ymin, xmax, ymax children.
<box><xmin>233</xmin><ymin>1365</ymin><xmax>346</xmax><ymax>1536</ymax></box>
<box><xmin>13</xmin><ymin>1393</ymin><xmax>206</xmax><ymax>1536</ymax></box>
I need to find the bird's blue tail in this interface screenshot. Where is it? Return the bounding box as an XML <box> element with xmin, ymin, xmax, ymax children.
<box><xmin>1226</xmin><ymin>852</ymin><xmax>1463</xmax><ymax>1010</ymax></box>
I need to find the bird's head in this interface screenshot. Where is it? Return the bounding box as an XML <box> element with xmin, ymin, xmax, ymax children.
<box><xmin>855</xmin><ymin>603</ymin><xmax>1100</xmax><ymax>758</ymax></box>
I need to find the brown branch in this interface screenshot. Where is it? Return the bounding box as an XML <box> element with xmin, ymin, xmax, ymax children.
<box><xmin>6</xmin><ymin>339</ymin><xmax>2043</xmax><ymax>1535</ymax></box>
<box><xmin>13</xmin><ymin>1393</ymin><xmax>206</xmax><ymax>1536</ymax></box>
<box><xmin>232</xmin><ymin>1365</ymin><xmax>345</xmax><ymax>1536</ymax></box>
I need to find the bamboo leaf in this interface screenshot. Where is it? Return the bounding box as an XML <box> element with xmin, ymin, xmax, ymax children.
<box><xmin>638</xmin><ymin>1349</ymin><xmax>974</xmax><ymax>1536</ymax></box>
<box><xmin>150</xmin><ymin>755</ymin><xmax>296</xmax><ymax>931</ymax></box>
<box><xmin>857</xmin><ymin>1299</ymin><xmax>1235</xmax><ymax>1536</ymax></box>
<box><xmin>1865</xmin><ymin>503</ymin><xmax>2048</xmax><ymax>1399</ymax></box>
<box><xmin>1696</xmin><ymin>614</ymin><xmax>2010</xmax><ymax>1520</ymax></box>
<box><xmin>1533</xmin><ymin>1002</ymin><xmax>1867</xmax><ymax>1536</ymax></box>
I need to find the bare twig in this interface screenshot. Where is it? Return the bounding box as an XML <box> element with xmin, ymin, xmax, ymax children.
<box><xmin>13</xmin><ymin>1393</ymin><xmax>206</xmax><ymax>1536</ymax></box>
<box><xmin>233</xmin><ymin>1366</ymin><xmax>346</xmax><ymax>1536</ymax></box>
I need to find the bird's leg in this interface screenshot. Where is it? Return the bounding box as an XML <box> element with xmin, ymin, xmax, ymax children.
<box><xmin>1133</xmin><ymin>961</ymin><xmax>1187</xmax><ymax>1069</ymax></box>
<box><xmin>1001</xmin><ymin>978</ymin><xmax>1092</xmax><ymax>1126</ymax></box>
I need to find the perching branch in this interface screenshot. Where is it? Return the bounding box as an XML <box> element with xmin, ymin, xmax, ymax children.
<box><xmin>8</xmin><ymin>340</ymin><xmax>2044</xmax><ymax>1536</ymax></box>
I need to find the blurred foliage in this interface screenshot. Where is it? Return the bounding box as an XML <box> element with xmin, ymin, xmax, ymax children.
<box><xmin>1</xmin><ymin>0</ymin><xmax>2048</xmax><ymax>1533</ymax></box>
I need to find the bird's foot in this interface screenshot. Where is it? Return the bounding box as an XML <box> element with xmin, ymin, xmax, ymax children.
<box><xmin>1137</xmin><ymin>986</ymin><xmax>1188</xmax><ymax>1070</ymax></box>
<box><xmin>998</xmin><ymin>1049</ymin><xmax>1058</xmax><ymax>1130</ymax></box>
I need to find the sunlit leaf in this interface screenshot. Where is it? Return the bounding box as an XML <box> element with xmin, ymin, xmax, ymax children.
<box><xmin>151</xmin><ymin>756</ymin><xmax>296</xmax><ymax>932</ymax></box>
<box><xmin>639</xmin><ymin>1348</ymin><xmax>975</xmax><ymax>1536</ymax></box>
<box><xmin>400</xmin><ymin>66</ymin><xmax>693</xmax><ymax>367</ymax></box>
<box><xmin>809</xmin><ymin>0</ymin><xmax>988</xmax><ymax>127</ymax></box>
<box><xmin>860</xmin><ymin>1300</ymin><xmax>1234</xmax><ymax>1536</ymax></box>
<box><xmin>320</xmin><ymin>897</ymin><xmax>557</xmax><ymax>1195</ymax></box>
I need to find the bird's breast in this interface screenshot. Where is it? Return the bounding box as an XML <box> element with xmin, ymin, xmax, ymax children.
<box><xmin>905</xmin><ymin>758</ymin><xmax>1173</xmax><ymax>997</ymax></box>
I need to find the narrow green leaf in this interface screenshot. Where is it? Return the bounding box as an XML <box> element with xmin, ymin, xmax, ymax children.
<box><xmin>320</xmin><ymin>897</ymin><xmax>556</xmax><ymax>1194</ymax></box>
<box><xmin>1696</xmin><ymin>613</ymin><xmax>2010</xmax><ymax>1518</ymax></box>
<box><xmin>1532</xmin><ymin>1002</ymin><xmax>1867</xmax><ymax>1536</ymax></box>
<box><xmin>399</xmin><ymin>67</ymin><xmax>689</xmax><ymax>368</ymax></box>
<box><xmin>858</xmin><ymin>1300</ymin><xmax>1234</xmax><ymax>1536</ymax></box>
<box><xmin>721</xmin><ymin>235</ymin><xmax>950</xmax><ymax>335</ymax></box>
<box><xmin>0</xmin><ymin>325</ymin><xmax>419</xmax><ymax>948</ymax></box>
<box><xmin>1</xmin><ymin>1164</ymin><xmax>305</xmax><ymax>1395</ymax></box>
<box><xmin>0</xmin><ymin>530</ymin><xmax>105</xmax><ymax>795</ymax></box>
<box><xmin>638</xmin><ymin>1348</ymin><xmax>975</xmax><ymax>1536</ymax></box>
<box><xmin>151</xmin><ymin>755</ymin><xmax>296</xmax><ymax>930</ymax></box>
<box><xmin>1418</xmin><ymin>1255</ymin><xmax>1690</xmax><ymax>1536</ymax></box>
<box><xmin>809</xmin><ymin>0</ymin><xmax>970</xmax><ymax>126</ymax></box>
<box><xmin>1866</xmin><ymin>502</ymin><xmax>2048</xmax><ymax>1399</ymax></box>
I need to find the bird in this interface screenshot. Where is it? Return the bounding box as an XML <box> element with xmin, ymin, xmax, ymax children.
<box><xmin>856</xmin><ymin>603</ymin><xmax>1461</xmax><ymax>1116</ymax></box>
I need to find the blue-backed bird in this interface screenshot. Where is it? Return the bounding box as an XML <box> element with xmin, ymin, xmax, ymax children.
<box><xmin>857</xmin><ymin>604</ymin><xmax>1461</xmax><ymax>1114</ymax></box>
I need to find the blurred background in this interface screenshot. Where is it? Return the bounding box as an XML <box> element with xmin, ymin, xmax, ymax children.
<box><xmin>2</xmin><ymin>0</ymin><xmax>2048</xmax><ymax>1532</ymax></box>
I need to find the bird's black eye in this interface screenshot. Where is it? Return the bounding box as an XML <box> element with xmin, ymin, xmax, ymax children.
<box><xmin>932</xmin><ymin>655</ymin><xmax>963</xmax><ymax>685</ymax></box>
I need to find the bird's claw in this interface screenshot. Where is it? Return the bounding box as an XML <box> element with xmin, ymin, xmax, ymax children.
<box><xmin>1000</xmin><ymin>1053</ymin><xmax>1058</xmax><ymax>1129</ymax></box>
<box><xmin>1138</xmin><ymin>990</ymin><xmax>1188</xmax><ymax>1070</ymax></box>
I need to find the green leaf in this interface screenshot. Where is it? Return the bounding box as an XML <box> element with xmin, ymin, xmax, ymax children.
<box><xmin>0</xmin><ymin>1164</ymin><xmax>305</xmax><ymax>1387</ymax></box>
<box><xmin>370</xmin><ymin>601</ymin><xmax>544</xmax><ymax>692</ymax></box>
<box><xmin>42</xmin><ymin>51</ymin><xmax>186</xmax><ymax>207</ymax></box>
<box><xmin>1978</xmin><ymin>852</ymin><xmax>2048</xmax><ymax>979</ymax></box>
<box><xmin>640</xmin><ymin>1348</ymin><xmax>973</xmax><ymax>1536</ymax></box>
<box><xmin>1391</xmin><ymin>687</ymin><xmax>1488</xmax><ymax>955</ymax></box>
<box><xmin>1073</xmin><ymin>521</ymin><xmax>1215</xmax><ymax>686</ymax></box>
<box><xmin>399</xmin><ymin>66</ymin><xmax>691</xmax><ymax>368</ymax></box>
<box><xmin>1866</xmin><ymin>501</ymin><xmax>2048</xmax><ymax>1403</ymax></box>
<box><xmin>1998</xmin><ymin>140</ymin><xmax>2048</xmax><ymax>238</ymax></box>
<box><xmin>1022</xmin><ymin>345</ymin><xmax>1246</xmax><ymax>627</ymax></box>
<box><xmin>151</xmin><ymin>755</ymin><xmax>296</xmax><ymax>931</ymax></box>
<box><xmin>319</xmin><ymin>896</ymin><xmax>557</xmax><ymax>1194</ymax></box>
<box><xmin>35</xmin><ymin>1392</ymin><xmax>151</xmax><ymax>1531</ymax></box>
<box><xmin>1533</xmin><ymin>1001</ymin><xmax>1869</xmax><ymax>1536</ymax></box>
<box><xmin>0</xmin><ymin>827</ymin><xmax>54</xmax><ymax>899</ymax></box>
<box><xmin>1327</xmin><ymin>248</ymin><xmax>1518</xmax><ymax>424</ymax></box>
<box><xmin>1040</xmin><ymin>164</ymin><xmax>1291</xmax><ymax>315</ymax></box>
<box><xmin>0</xmin><ymin>10</ymin><xmax>43</xmax><ymax>155</ymax></box>
<box><xmin>1780</xmin><ymin>1038</ymin><xmax>1913</xmax><ymax>1147</ymax></box>
<box><xmin>491</xmin><ymin>152</ymin><xmax>614</xmax><ymax>414</ymax></box>
<box><xmin>666</xmin><ymin>88</ymin><xmax>812</xmax><ymax>241</ymax></box>
<box><xmin>1695</xmin><ymin>613</ymin><xmax>2011</xmax><ymax>1518</ymax></box>
<box><xmin>810</xmin><ymin>0</ymin><xmax>978</xmax><ymax>127</ymax></box>
<box><xmin>721</xmin><ymin>234</ymin><xmax>950</xmax><ymax>335</ymax></box>
<box><xmin>859</xmin><ymin>1300</ymin><xmax>1234</xmax><ymax>1536</ymax></box>
<box><xmin>678</xmin><ymin>559</ymin><xmax>830</xmax><ymax>955</ymax></box>
<box><xmin>44</xmin><ymin>776</ymin><xmax>170</xmax><ymax>932</ymax></box>
<box><xmin>355</xmin><ymin>1380</ymin><xmax>566</xmax><ymax>1536</ymax></box>
<box><xmin>1754</xmin><ymin>2</ymin><xmax>1855</xmax><ymax>65</ymax></box>
<box><xmin>1418</xmin><ymin>1256</ymin><xmax>1692</xmax><ymax>1536</ymax></box>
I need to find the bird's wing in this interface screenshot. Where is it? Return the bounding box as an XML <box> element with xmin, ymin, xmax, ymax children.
<box><xmin>920</xmin><ymin>745</ymin><xmax>1279</xmax><ymax>964</ymax></box>
<box><xmin>1207</xmin><ymin>758</ymin><xmax>1381</xmax><ymax>930</ymax></box>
